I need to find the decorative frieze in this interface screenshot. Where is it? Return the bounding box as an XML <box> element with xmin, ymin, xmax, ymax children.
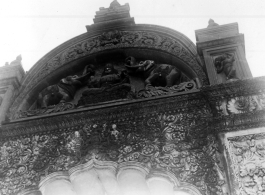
<box><xmin>0</xmin><ymin>95</ymin><xmax>228</xmax><ymax>194</ymax></box>
<box><xmin>202</xmin><ymin>77</ymin><xmax>265</xmax><ymax>116</ymax></box>
<box><xmin>2</xmin><ymin>92</ymin><xmax>208</xmax><ymax>137</ymax></box>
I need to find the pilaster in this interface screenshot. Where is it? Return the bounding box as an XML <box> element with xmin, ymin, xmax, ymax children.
<box><xmin>86</xmin><ymin>0</ymin><xmax>135</xmax><ymax>32</ymax></box>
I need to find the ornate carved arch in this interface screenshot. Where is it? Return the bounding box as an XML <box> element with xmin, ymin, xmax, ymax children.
<box><xmin>9</xmin><ymin>25</ymin><xmax>206</xmax><ymax>119</ymax></box>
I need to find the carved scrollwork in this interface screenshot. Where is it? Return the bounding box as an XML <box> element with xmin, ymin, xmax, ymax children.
<box><xmin>0</xmin><ymin>108</ymin><xmax>227</xmax><ymax>194</ymax></box>
<box><xmin>99</xmin><ymin>30</ymin><xmax>124</xmax><ymax>46</ymax></box>
<box><xmin>137</xmin><ymin>81</ymin><xmax>197</xmax><ymax>98</ymax></box>
<box><xmin>16</xmin><ymin>102</ymin><xmax>75</xmax><ymax>119</ymax></box>
<box><xmin>10</xmin><ymin>30</ymin><xmax>206</xmax><ymax>120</ymax></box>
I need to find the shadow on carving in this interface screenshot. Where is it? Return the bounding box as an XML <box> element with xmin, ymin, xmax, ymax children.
<box><xmin>16</xmin><ymin>57</ymin><xmax>197</xmax><ymax>119</ymax></box>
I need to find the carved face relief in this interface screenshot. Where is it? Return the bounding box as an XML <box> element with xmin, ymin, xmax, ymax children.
<box><xmin>225</xmin><ymin>131</ymin><xmax>265</xmax><ymax>195</ymax></box>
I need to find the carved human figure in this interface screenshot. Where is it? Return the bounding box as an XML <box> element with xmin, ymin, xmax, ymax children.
<box><xmin>125</xmin><ymin>56</ymin><xmax>182</xmax><ymax>89</ymax></box>
<box><xmin>87</xmin><ymin>63</ymin><xmax>128</xmax><ymax>89</ymax></box>
<box><xmin>214</xmin><ymin>53</ymin><xmax>237</xmax><ymax>80</ymax></box>
<box><xmin>37</xmin><ymin>64</ymin><xmax>95</xmax><ymax>108</ymax></box>
<box><xmin>80</xmin><ymin>63</ymin><xmax>130</xmax><ymax>104</ymax></box>
<box><xmin>100</xmin><ymin>63</ymin><xmax>126</xmax><ymax>87</ymax></box>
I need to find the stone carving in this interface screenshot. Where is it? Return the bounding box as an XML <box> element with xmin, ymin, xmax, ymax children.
<box><xmin>214</xmin><ymin>53</ymin><xmax>237</xmax><ymax>81</ymax></box>
<box><xmin>227</xmin><ymin>96</ymin><xmax>256</xmax><ymax>114</ymax></box>
<box><xmin>216</xmin><ymin>94</ymin><xmax>265</xmax><ymax>116</ymax></box>
<box><xmin>89</xmin><ymin>63</ymin><xmax>128</xmax><ymax>88</ymax></box>
<box><xmin>16</xmin><ymin>102</ymin><xmax>75</xmax><ymax>118</ymax></box>
<box><xmin>0</xmin><ymin>111</ymin><xmax>227</xmax><ymax>194</ymax></box>
<box><xmin>37</xmin><ymin>64</ymin><xmax>95</xmax><ymax>108</ymax></box>
<box><xmin>125</xmin><ymin>56</ymin><xmax>182</xmax><ymax>88</ymax></box>
<box><xmin>99</xmin><ymin>30</ymin><xmax>123</xmax><ymax>46</ymax></box>
<box><xmin>11</xmin><ymin>56</ymin><xmax>199</xmax><ymax>119</ymax></box>
<box><xmin>78</xmin><ymin>63</ymin><xmax>131</xmax><ymax>105</ymax></box>
<box><xmin>3</xmin><ymin>92</ymin><xmax>207</xmax><ymax>136</ymax></box>
<box><xmin>10</xmin><ymin>30</ymin><xmax>206</xmax><ymax>119</ymax></box>
<box><xmin>125</xmin><ymin>56</ymin><xmax>196</xmax><ymax>98</ymax></box>
<box><xmin>136</xmin><ymin>81</ymin><xmax>197</xmax><ymax>98</ymax></box>
<box><xmin>227</xmin><ymin>133</ymin><xmax>265</xmax><ymax>195</ymax></box>
<box><xmin>201</xmin><ymin>77</ymin><xmax>265</xmax><ymax>118</ymax></box>
<box><xmin>12</xmin><ymin>74</ymin><xmax>265</xmax><ymax>120</ymax></box>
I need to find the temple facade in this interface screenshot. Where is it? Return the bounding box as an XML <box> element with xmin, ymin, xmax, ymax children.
<box><xmin>0</xmin><ymin>1</ymin><xmax>264</xmax><ymax>195</ymax></box>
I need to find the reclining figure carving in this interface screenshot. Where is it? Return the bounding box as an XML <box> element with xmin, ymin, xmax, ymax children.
<box><xmin>125</xmin><ymin>56</ymin><xmax>182</xmax><ymax>89</ymax></box>
<box><xmin>37</xmin><ymin>64</ymin><xmax>95</xmax><ymax>108</ymax></box>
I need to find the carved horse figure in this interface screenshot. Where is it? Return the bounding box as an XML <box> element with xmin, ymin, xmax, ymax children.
<box><xmin>37</xmin><ymin>64</ymin><xmax>95</xmax><ymax>108</ymax></box>
<box><xmin>125</xmin><ymin>56</ymin><xmax>182</xmax><ymax>88</ymax></box>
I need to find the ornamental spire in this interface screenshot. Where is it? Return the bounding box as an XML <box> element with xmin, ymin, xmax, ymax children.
<box><xmin>109</xmin><ymin>0</ymin><xmax>121</xmax><ymax>9</ymax></box>
<box><xmin>86</xmin><ymin>0</ymin><xmax>135</xmax><ymax>32</ymax></box>
<box><xmin>207</xmin><ymin>19</ymin><xmax>219</xmax><ymax>28</ymax></box>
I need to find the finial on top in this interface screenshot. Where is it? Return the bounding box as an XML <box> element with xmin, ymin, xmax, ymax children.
<box><xmin>109</xmin><ymin>0</ymin><xmax>120</xmax><ymax>8</ymax></box>
<box><xmin>207</xmin><ymin>19</ymin><xmax>219</xmax><ymax>28</ymax></box>
<box><xmin>87</xmin><ymin>0</ymin><xmax>134</xmax><ymax>31</ymax></box>
<box><xmin>16</xmin><ymin>55</ymin><xmax>22</xmax><ymax>62</ymax></box>
<box><xmin>10</xmin><ymin>55</ymin><xmax>22</xmax><ymax>66</ymax></box>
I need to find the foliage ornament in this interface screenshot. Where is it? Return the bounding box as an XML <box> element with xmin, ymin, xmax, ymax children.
<box><xmin>0</xmin><ymin>109</ymin><xmax>227</xmax><ymax>195</ymax></box>
<box><xmin>9</xmin><ymin>30</ymin><xmax>205</xmax><ymax>119</ymax></box>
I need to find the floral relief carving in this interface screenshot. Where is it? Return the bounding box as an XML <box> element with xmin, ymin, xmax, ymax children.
<box><xmin>136</xmin><ymin>81</ymin><xmax>197</xmax><ymax>98</ymax></box>
<box><xmin>216</xmin><ymin>94</ymin><xmax>265</xmax><ymax>116</ymax></box>
<box><xmin>227</xmin><ymin>96</ymin><xmax>256</xmax><ymax>114</ymax></box>
<box><xmin>227</xmin><ymin>133</ymin><xmax>265</xmax><ymax>195</ymax></box>
<box><xmin>0</xmin><ymin>111</ymin><xmax>227</xmax><ymax>195</ymax></box>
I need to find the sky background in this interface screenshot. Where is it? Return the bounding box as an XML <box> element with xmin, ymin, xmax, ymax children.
<box><xmin>0</xmin><ymin>0</ymin><xmax>265</xmax><ymax>77</ymax></box>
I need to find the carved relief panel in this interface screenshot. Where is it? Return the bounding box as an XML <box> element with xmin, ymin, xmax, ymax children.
<box><xmin>221</xmin><ymin>128</ymin><xmax>265</xmax><ymax>195</ymax></box>
<box><xmin>0</xmin><ymin>93</ymin><xmax>229</xmax><ymax>195</ymax></box>
<box><xmin>213</xmin><ymin>52</ymin><xmax>238</xmax><ymax>83</ymax></box>
<box><xmin>202</xmin><ymin>46</ymin><xmax>250</xmax><ymax>85</ymax></box>
<box><xmin>9</xmin><ymin>29</ymin><xmax>206</xmax><ymax>120</ymax></box>
<box><xmin>196</xmin><ymin>22</ymin><xmax>252</xmax><ymax>85</ymax></box>
<box><xmin>17</xmin><ymin>56</ymin><xmax>197</xmax><ymax>119</ymax></box>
